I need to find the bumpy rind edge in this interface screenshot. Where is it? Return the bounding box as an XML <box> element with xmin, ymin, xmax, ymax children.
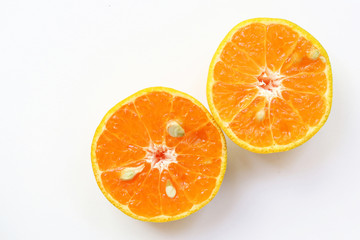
<box><xmin>206</xmin><ymin>17</ymin><xmax>333</xmax><ymax>154</ymax></box>
<box><xmin>91</xmin><ymin>86</ymin><xmax>227</xmax><ymax>222</ymax></box>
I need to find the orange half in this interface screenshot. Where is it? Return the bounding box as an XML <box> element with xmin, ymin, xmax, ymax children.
<box><xmin>207</xmin><ymin>18</ymin><xmax>332</xmax><ymax>153</ymax></box>
<box><xmin>91</xmin><ymin>87</ymin><xmax>226</xmax><ymax>222</ymax></box>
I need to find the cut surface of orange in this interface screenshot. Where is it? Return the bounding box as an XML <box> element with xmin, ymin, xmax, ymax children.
<box><xmin>207</xmin><ymin>18</ymin><xmax>332</xmax><ymax>153</ymax></box>
<box><xmin>91</xmin><ymin>87</ymin><xmax>226</xmax><ymax>222</ymax></box>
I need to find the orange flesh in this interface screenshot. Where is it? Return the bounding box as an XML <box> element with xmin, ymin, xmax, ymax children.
<box><xmin>94</xmin><ymin>91</ymin><xmax>224</xmax><ymax>218</ymax></box>
<box><xmin>212</xmin><ymin>23</ymin><xmax>328</xmax><ymax>147</ymax></box>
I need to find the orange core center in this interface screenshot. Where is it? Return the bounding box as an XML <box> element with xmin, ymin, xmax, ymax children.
<box><xmin>154</xmin><ymin>149</ymin><xmax>166</xmax><ymax>163</ymax></box>
<box><xmin>257</xmin><ymin>70</ymin><xmax>281</xmax><ymax>91</ymax></box>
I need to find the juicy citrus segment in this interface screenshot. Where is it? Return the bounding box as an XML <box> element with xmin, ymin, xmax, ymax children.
<box><xmin>214</xmin><ymin>61</ymin><xmax>258</xmax><ymax>84</ymax></box>
<box><xmin>134</xmin><ymin>91</ymin><xmax>173</xmax><ymax>144</ymax></box>
<box><xmin>168</xmin><ymin>163</ymin><xmax>217</xmax><ymax>204</ymax></box>
<box><xmin>105</xmin><ymin>102</ymin><xmax>150</xmax><ymax>147</ymax></box>
<box><xmin>282</xmin><ymin>72</ymin><xmax>327</xmax><ymax>94</ymax></box>
<box><xmin>266</xmin><ymin>24</ymin><xmax>299</xmax><ymax>72</ymax></box>
<box><xmin>95</xmin><ymin>129</ymin><xmax>146</xmax><ymax>171</ymax></box>
<box><xmin>92</xmin><ymin>87</ymin><xmax>226</xmax><ymax>222</ymax></box>
<box><xmin>176</xmin><ymin>155</ymin><xmax>221</xmax><ymax>177</ymax></box>
<box><xmin>280</xmin><ymin>37</ymin><xmax>326</xmax><ymax>76</ymax></box>
<box><xmin>175</xmin><ymin>122</ymin><xmax>223</xmax><ymax>157</ymax></box>
<box><xmin>101</xmin><ymin>162</ymin><xmax>151</xmax><ymax>205</ymax></box>
<box><xmin>282</xmin><ymin>90</ymin><xmax>326</xmax><ymax>127</ymax></box>
<box><xmin>231</xmin><ymin>22</ymin><xmax>266</xmax><ymax>67</ymax></box>
<box><xmin>128</xmin><ymin>168</ymin><xmax>162</xmax><ymax>218</ymax></box>
<box><xmin>270</xmin><ymin>97</ymin><xmax>309</xmax><ymax>145</ymax></box>
<box><xmin>220</xmin><ymin>42</ymin><xmax>262</xmax><ymax>75</ymax></box>
<box><xmin>207</xmin><ymin>18</ymin><xmax>332</xmax><ymax>153</ymax></box>
<box><xmin>212</xmin><ymin>82</ymin><xmax>258</xmax><ymax>122</ymax></box>
<box><xmin>228</xmin><ymin>96</ymin><xmax>274</xmax><ymax>147</ymax></box>
<box><xmin>160</xmin><ymin>170</ymin><xmax>193</xmax><ymax>216</ymax></box>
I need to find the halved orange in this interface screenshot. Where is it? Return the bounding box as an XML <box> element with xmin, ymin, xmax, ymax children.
<box><xmin>207</xmin><ymin>18</ymin><xmax>332</xmax><ymax>153</ymax></box>
<box><xmin>91</xmin><ymin>87</ymin><xmax>226</xmax><ymax>222</ymax></box>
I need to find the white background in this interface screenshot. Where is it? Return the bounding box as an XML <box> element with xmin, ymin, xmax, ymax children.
<box><xmin>1</xmin><ymin>0</ymin><xmax>359</xmax><ymax>239</ymax></box>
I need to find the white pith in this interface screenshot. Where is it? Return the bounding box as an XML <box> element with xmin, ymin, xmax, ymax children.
<box><xmin>144</xmin><ymin>142</ymin><xmax>178</xmax><ymax>173</ymax></box>
<box><xmin>256</xmin><ymin>68</ymin><xmax>286</xmax><ymax>101</ymax></box>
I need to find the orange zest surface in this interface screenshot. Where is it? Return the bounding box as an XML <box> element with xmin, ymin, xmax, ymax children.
<box><xmin>91</xmin><ymin>87</ymin><xmax>226</xmax><ymax>222</ymax></box>
<box><xmin>207</xmin><ymin>18</ymin><xmax>332</xmax><ymax>153</ymax></box>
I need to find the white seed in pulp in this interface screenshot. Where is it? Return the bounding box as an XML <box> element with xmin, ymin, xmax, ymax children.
<box><xmin>120</xmin><ymin>164</ymin><xmax>145</xmax><ymax>181</ymax></box>
<box><xmin>256</xmin><ymin>109</ymin><xmax>266</xmax><ymax>122</ymax></box>
<box><xmin>308</xmin><ymin>47</ymin><xmax>320</xmax><ymax>60</ymax></box>
<box><xmin>167</xmin><ymin>121</ymin><xmax>185</xmax><ymax>137</ymax></box>
<box><xmin>165</xmin><ymin>179</ymin><xmax>176</xmax><ymax>198</ymax></box>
